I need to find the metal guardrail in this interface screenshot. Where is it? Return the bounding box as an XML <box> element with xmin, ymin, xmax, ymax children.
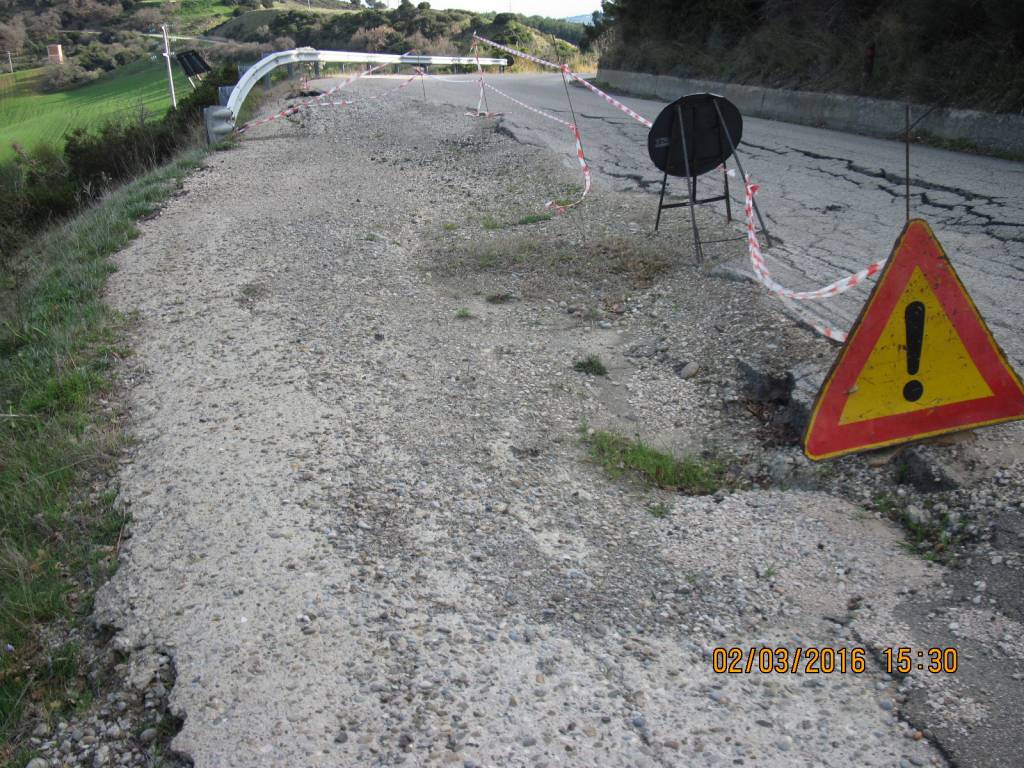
<box><xmin>224</xmin><ymin>47</ymin><xmax>506</xmax><ymax>119</ymax></box>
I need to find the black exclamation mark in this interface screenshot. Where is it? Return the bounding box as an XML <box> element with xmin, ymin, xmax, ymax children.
<box><xmin>903</xmin><ymin>301</ymin><xmax>925</xmax><ymax>402</ymax></box>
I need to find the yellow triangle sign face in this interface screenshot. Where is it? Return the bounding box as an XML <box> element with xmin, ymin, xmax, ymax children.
<box><xmin>838</xmin><ymin>267</ymin><xmax>993</xmax><ymax>425</ymax></box>
<box><xmin>804</xmin><ymin>220</ymin><xmax>1024</xmax><ymax>460</ymax></box>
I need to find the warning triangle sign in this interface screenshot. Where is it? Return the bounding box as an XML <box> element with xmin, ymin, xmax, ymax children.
<box><xmin>804</xmin><ymin>219</ymin><xmax>1024</xmax><ymax>460</ymax></box>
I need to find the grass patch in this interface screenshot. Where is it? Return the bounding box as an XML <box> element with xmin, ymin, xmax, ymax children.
<box><xmin>442</xmin><ymin>222</ymin><xmax>459</xmax><ymax>231</ymax></box>
<box><xmin>872</xmin><ymin>493</ymin><xmax>971</xmax><ymax>563</ymax></box>
<box><xmin>573</xmin><ymin>355</ymin><xmax>607</xmax><ymax>376</ymax></box>
<box><xmin>0</xmin><ymin>59</ymin><xmax>192</xmax><ymax>162</ymax></box>
<box><xmin>454</xmin><ymin>308</ymin><xmax>474</xmax><ymax>319</ymax></box>
<box><xmin>516</xmin><ymin>213</ymin><xmax>553</xmax><ymax>226</ymax></box>
<box><xmin>481</xmin><ymin>215</ymin><xmax>504</xmax><ymax>230</ymax></box>
<box><xmin>647</xmin><ymin>502</ymin><xmax>670</xmax><ymax>518</ymax></box>
<box><xmin>0</xmin><ymin>147</ymin><xmax>205</xmax><ymax>756</ymax></box>
<box><xmin>485</xmin><ymin>293</ymin><xmax>515</xmax><ymax>304</ymax></box>
<box><xmin>548</xmin><ymin>183</ymin><xmax>584</xmax><ymax>209</ymax></box>
<box><xmin>584</xmin><ymin>430</ymin><xmax>726</xmax><ymax>494</ymax></box>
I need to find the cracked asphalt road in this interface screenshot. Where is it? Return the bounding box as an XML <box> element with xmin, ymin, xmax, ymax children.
<box><xmin>423</xmin><ymin>73</ymin><xmax>1024</xmax><ymax>362</ymax></box>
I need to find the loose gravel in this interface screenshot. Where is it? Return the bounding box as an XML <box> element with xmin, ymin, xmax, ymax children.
<box><xmin>48</xmin><ymin>77</ymin><xmax>1021</xmax><ymax>768</ymax></box>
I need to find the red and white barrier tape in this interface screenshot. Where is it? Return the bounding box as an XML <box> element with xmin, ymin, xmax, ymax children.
<box><xmin>478</xmin><ymin>81</ymin><xmax>590</xmax><ymax>213</ymax></box>
<box><xmin>466</xmin><ymin>42</ymin><xmax>502</xmax><ymax>118</ymax></box>
<box><xmin>471</xmin><ymin>33</ymin><xmax>653</xmax><ymax>128</ymax></box>
<box><xmin>239</xmin><ymin>64</ymin><xmax>385</xmax><ymax>132</ymax></box>
<box><xmin>483</xmin><ymin>81</ymin><xmax>570</xmax><ymax>127</ymax></box>
<box><xmin>744</xmin><ymin>187</ymin><xmax>885</xmax><ymax>301</ymax></box>
<box><xmin>744</xmin><ymin>180</ymin><xmax>853</xmax><ymax>341</ymax></box>
<box><xmin>547</xmin><ymin>123</ymin><xmax>592</xmax><ymax>213</ymax></box>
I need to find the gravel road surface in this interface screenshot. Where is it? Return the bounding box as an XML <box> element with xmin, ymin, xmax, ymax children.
<box><xmin>80</xmin><ymin>75</ymin><xmax>1023</xmax><ymax>768</ymax></box>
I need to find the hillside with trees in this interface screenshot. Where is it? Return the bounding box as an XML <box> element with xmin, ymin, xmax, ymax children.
<box><xmin>1</xmin><ymin>1</ymin><xmax>590</xmax><ymax>88</ymax></box>
<box><xmin>211</xmin><ymin>5</ymin><xmax>591</xmax><ymax>70</ymax></box>
<box><xmin>586</xmin><ymin>0</ymin><xmax>1024</xmax><ymax>113</ymax></box>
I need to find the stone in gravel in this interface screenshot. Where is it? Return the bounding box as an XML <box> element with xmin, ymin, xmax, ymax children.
<box><xmin>904</xmin><ymin>505</ymin><xmax>931</xmax><ymax>526</ymax></box>
<box><xmin>26</xmin><ymin>759</ymin><xmax>48</xmax><ymax>768</ymax></box>
<box><xmin>673</xmin><ymin>361</ymin><xmax>699</xmax><ymax>379</ymax></box>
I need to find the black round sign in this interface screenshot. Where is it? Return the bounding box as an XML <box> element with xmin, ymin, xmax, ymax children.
<box><xmin>647</xmin><ymin>93</ymin><xmax>743</xmax><ymax>178</ymax></box>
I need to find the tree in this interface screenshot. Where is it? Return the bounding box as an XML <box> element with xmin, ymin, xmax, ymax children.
<box><xmin>26</xmin><ymin>9</ymin><xmax>62</xmax><ymax>42</ymax></box>
<box><xmin>131</xmin><ymin>8</ymin><xmax>164</xmax><ymax>31</ymax></box>
<box><xmin>0</xmin><ymin>15</ymin><xmax>26</xmax><ymax>53</ymax></box>
<box><xmin>417</xmin><ymin>1</ymin><xmax>430</xmax><ymax>8</ymax></box>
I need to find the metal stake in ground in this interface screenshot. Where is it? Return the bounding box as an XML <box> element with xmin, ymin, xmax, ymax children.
<box><xmin>677</xmin><ymin>104</ymin><xmax>703</xmax><ymax>263</ymax></box>
<box><xmin>559</xmin><ymin>64</ymin><xmax>588</xmax><ymax>176</ymax></box>
<box><xmin>470</xmin><ymin>37</ymin><xmax>491</xmax><ymax>115</ymax></box>
<box><xmin>905</xmin><ymin>100</ymin><xmax>911</xmax><ymax>224</ymax></box>
<box><xmin>710</xmin><ymin>98</ymin><xmax>771</xmax><ymax>247</ymax></box>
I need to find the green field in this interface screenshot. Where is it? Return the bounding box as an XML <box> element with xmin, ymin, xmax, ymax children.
<box><xmin>0</xmin><ymin>58</ymin><xmax>191</xmax><ymax>162</ymax></box>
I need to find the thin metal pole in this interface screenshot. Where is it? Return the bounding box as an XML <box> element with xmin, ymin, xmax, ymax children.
<box><xmin>655</xmin><ymin>168</ymin><xmax>669</xmax><ymax>231</ymax></box>
<box><xmin>676</xmin><ymin>103</ymin><xmax>703</xmax><ymax>264</ymax></box>
<box><xmin>711</xmin><ymin>97</ymin><xmax>770</xmax><ymax>246</ymax></box>
<box><xmin>420</xmin><ymin>69</ymin><xmax>426</xmax><ymax>102</ymax></box>
<box><xmin>161</xmin><ymin>25</ymin><xmax>177</xmax><ymax>110</ymax></box>
<box><xmin>470</xmin><ymin>34</ymin><xmax>490</xmax><ymax>114</ymax></box>
<box><xmin>905</xmin><ymin>101</ymin><xmax>911</xmax><ymax>223</ymax></box>
<box><xmin>559</xmin><ymin>64</ymin><xmax>588</xmax><ymax>170</ymax></box>
<box><xmin>6</xmin><ymin>51</ymin><xmax>13</xmax><ymax>74</ymax></box>
<box><xmin>723</xmin><ymin>160</ymin><xmax>732</xmax><ymax>222</ymax></box>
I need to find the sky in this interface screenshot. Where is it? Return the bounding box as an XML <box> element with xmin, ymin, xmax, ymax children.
<box><xmin>392</xmin><ymin>1</ymin><xmax>601</xmax><ymax>18</ymax></box>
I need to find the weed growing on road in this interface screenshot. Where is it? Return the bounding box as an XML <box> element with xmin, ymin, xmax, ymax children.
<box><xmin>442</xmin><ymin>222</ymin><xmax>459</xmax><ymax>231</ymax></box>
<box><xmin>573</xmin><ymin>355</ymin><xmax>608</xmax><ymax>376</ymax></box>
<box><xmin>549</xmin><ymin>184</ymin><xmax>583</xmax><ymax>209</ymax></box>
<box><xmin>0</xmin><ymin>148</ymin><xmax>204</xmax><ymax>754</ymax></box>
<box><xmin>872</xmin><ymin>493</ymin><xmax>971</xmax><ymax>563</ymax></box>
<box><xmin>481</xmin><ymin>215</ymin><xmax>503</xmax><ymax>230</ymax></box>
<box><xmin>647</xmin><ymin>502</ymin><xmax>670</xmax><ymax>518</ymax></box>
<box><xmin>585</xmin><ymin>430</ymin><xmax>726</xmax><ymax>494</ymax></box>
<box><xmin>516</xmin><ymin>213</ymin><xmax>553</xmax><ymax>226</ymax></box>
<box><xmin>455</xmin><ymin>308</ymin><xmax>474</xmax><ymax>319</ymax></box>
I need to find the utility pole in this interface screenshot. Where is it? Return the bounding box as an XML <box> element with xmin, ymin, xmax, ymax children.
<box><xmin>161</xmin><ymin>24</ymin><xmax>177</xmax><ymax>110</ymax></box>
<box><xmin>6</xmin><ymin>51</ymin><xmax>13</xmax><ymax>74</ymax></box>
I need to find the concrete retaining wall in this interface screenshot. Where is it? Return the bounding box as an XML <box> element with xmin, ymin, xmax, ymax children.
<box><xmin>597</xmin><ymin>68</ymin><xmax>1024</xmax><ymax>156</ymax></box>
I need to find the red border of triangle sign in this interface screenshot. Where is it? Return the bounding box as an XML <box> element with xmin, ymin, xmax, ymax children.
<box><xmin>803</xmin><ymin>219</ymin><xmax>1024</xmax><ymax>461</ymax></box>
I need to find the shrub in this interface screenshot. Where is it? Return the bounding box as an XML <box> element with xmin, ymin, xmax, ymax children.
<box><xmin>0</xmin><ymin>145</ymin><xmax>77</xmax><ymax>261</ymax></box>
<box><xmin>41</xmin><ymin>63</ymin><xmax>99</xmax><ymax>91</ymax></box>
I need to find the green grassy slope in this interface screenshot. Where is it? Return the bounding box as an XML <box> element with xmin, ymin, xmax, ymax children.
<box><xmin>0</xmin><ymin>58</ymin><xmax>190</xmax><ymax>161</ymax></box>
